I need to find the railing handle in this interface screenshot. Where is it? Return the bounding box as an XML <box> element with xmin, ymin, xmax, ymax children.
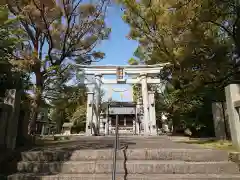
<box><xmin>112</xmin><ymin>114</ymin><xmax>119</xmax><ymax>180</ymax></box>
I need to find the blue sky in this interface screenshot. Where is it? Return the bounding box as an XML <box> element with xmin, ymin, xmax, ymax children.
<box><xmin>95</xmin><ymin>6</ymin><xmax>138</xmax><ymax>102</ymax></box>
<box><xmin>35</xmin><ymin>5</ymin><xmax>138</xmax><ymax>102</ymax></box>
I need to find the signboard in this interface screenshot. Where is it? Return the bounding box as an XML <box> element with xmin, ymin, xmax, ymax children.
<box><xmin>109</xmin><ymin>107</ymin><xmax>135</xmax><ymax>115</ymax></box>
<box><xmin>116</xmin><ymin>67</ymin><xmax>124</xmax><ymax>80</ymax></box>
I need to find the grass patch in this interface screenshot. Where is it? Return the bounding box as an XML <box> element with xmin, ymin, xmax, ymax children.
<box><xmin>179</xmin><ymin>139</ymin><xmax>236</xmax><ymax>151</ymax></box>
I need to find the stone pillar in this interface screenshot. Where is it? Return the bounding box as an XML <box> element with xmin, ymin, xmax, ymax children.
<box><xmin>136</xmin><ymin>121</ymin><xmax>140</xmax><ymax>135</ymax></box>
<box><xmin>134</xmin><ymin>105</ymin><xmax>137</xmax><ymax>135</ymax></box>
<box><xmin>136</xmin><ymin>99</ymin><xmax>142</xmax><ymax>135</ymax></box>
<box><xmin>140</xmin><ymin>73</ymin><xmax>150</xmax><ymax>135</ymax></box>
<box><xmin>140</xmin><ymin>122</ymin><xmax>144</xmax><ymax>135</ymax></box>
<box><xmin>148</xmin><ymin>91</ymin><xmax>157</xmax><ymax>135</ymax></box>
<box><xmin>100</xmin><ymin>121</ymin><xmax>104</xmax><ymax>134</ymax></box>
<box><xmin>99</xmin><ymin>114</ymin><xmax>104</xmax><ymax>135</ymax></box>
<box><xmin>5</xmin><ymin>89</ymin><xmax>21</xmax><ymax>150</ymax></box>
<box><xmin>109</xmin><ymin>117</ymin><xmax>112</xmax><ymax>134</ymax></box>
<box><xmin>41</xmin><ymin>124</ymin><xmax>45</xmax><ymax>136</ymax></box>
<box><xmin>124</xmin><ymin>116</ymin><xmax>127</xmax><ymax>126</ymax></box>
<box><xmin>0</xmin><ymin>104</ymin><xmax>10</xmax><ymax>148</ymax></box>
<box><xmin>225</xmin><ymin>84</ymin><xmax>240</xmax><ymax>150</ymax></box>
<box><xmin>94</xmin><ymin>73</ymin><xmax>102</xmax><ymax>134</ymax></box>
<box><xmin>212</xmin><ymin>102</ymin><xmax>227</xmax><ymax>139</ymax></box>
<box><xmin>92</xmin><ymin>103</ymin><xmax>98</xmax><ymax>135</ymax></box>
<box><xmin>105</xmin><ymin>120</ymin><xmax>109</xmax><ymax>135</ymax></box>
<box><xmin>105</xmin><ymin>105</ymin><xmax>109</xmax><ymax>135</ymax></box>
<box><xmin>85</xmin><ymin>92</ymin><xmax>94</xmax><ymax>135</ymax></box>
<box><xmin>133</xmin><ymin>118</ymin><xmax>137</xmax><ymax>135</ymax></box>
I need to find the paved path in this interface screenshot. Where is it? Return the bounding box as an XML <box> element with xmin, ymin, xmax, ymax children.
<box><xmin>29</xmin><ymin>135</ymin><xmax>217</xmax><ymax>152</ymax></box>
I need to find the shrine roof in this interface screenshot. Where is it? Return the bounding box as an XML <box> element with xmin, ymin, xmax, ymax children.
<box><xmin>101</xmin><ymin>101</ymin><xmax>136</xmax><ymax>109</ymax></box>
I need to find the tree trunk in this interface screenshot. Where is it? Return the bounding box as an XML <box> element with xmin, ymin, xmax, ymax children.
<box><xmin>27</xmin><ymin>35</ymin><xmax>42</xmax><ymax>136</ymax></box>
<box><xmin>171</xmin><ymin>116</ymin><xmax>179</xmax><ymax>135</ymax></box>
<box><xmin>28</xmin><ymin>91</ymin><xmax>42</xmax><ymax>135</ymax></box>
<box><xmin>28</xmin><ymin>69</ymin><xmax>43</xmax><ymax>135</ymax></box>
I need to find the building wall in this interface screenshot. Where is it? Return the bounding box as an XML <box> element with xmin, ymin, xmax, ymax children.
<box><xmin>110</xmin><ymin>115</ymin><xmax>134</xmax><ymax>127</ymax></box>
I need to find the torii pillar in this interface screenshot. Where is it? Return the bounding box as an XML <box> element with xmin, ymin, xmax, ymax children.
<box><xmin>140</xmin><ymin>73</ymin><xmax>150</xmax><ymax>135</ymax></box>
<box><xmin>94</xmin><ymin>73</ymin><xmax>102</xmax><ymax>135</ymax></box>
<box><xmin>148</xmin><ymin>91</ymin><xmax>157</xmax><ymax>135</ymax></box>
<box><xmin>85</xmin><ymin>92</ymin><xmax>94</xmax><ymax>135</ymax></box>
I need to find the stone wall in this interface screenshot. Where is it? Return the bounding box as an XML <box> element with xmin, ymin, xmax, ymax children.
<box><xmin>212</xmin><ymin>102</ymin><xmax>231</xmax><ymax>140</ymax></box>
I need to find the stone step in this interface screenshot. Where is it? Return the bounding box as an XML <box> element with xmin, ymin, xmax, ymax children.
<box><xmin>21</xmin><ymin>148</ymin><xmax>229</xmax><ymax>162</ymax></box>
<box><xmin>17</xmin><ymin>160</ymin><xmax>239</xmax><ymax>174</ymax></box>
<box><xmin>8</xmin><ymin>173</ymin><xmax>240</xmax><ymax>180</ymax></box>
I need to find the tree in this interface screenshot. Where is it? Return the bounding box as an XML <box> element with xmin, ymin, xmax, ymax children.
<box><xmin>0</xmin><ymin>4</ymin><xmax>30</xmax><ymax>98</ymax></box>
<box><xmin>192</xmin><ymin>0</ymin><xmax>240</xmax><ymax>86</ymax></box>
<box><xmin>6</xmin><ymin>0</ymin><xmax>111</xmax><ymax>134</ymax></box>
<box><xmin>119</xmin><ymin>0</ymin><xmax>232</xmax><ymax>135</ymax></box>
<box><xmin>50</xmin><ymin>85</ymin><xmax>87</xmax><ymax>132</ymax></box>
<box><xmin>121</xmin><ymin>0</ymin><xmax>231</xmax><ymax>85</ymax></box>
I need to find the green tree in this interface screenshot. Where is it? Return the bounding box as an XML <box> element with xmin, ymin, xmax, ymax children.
<box><xmin>6</xmin><ymin>0</ymin><xmax>111</xmax><ymax>133</ymax></box>
<box><xmin>119</xmin><ymin>0</ymin><xmax>232</xmax><ymax>135</ymax></box>
<box><xmin>0</xmin><ymin>4</ymin><xmax>30</xmax><ymax>98</ymax></box>
<box><xmin>193</xmin><ymin>0</ymin><xmax>240</xmax><ymax>83</ymax></box>
<box><xmin>50</xmin><ymin>85</ymin><xmax>87</xmax><ymax>129</ymax></box>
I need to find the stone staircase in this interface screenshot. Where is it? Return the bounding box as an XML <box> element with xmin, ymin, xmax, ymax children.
<box><xmin>8</xmin><ymin>144</ymin><xmax>240</xmax><ymax>180</ymax></box>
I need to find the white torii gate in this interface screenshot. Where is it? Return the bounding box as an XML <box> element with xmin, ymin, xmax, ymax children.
<box><xmin>76</xmin><ymin>63</ymin><xmax>169</xmax><ymax>136</ymax></box>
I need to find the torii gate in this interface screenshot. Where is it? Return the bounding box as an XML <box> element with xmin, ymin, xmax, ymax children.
<box><xmin>76</xmin><ymin>63</ymin><xmax>169</xmax><ymax>136</ymax></box>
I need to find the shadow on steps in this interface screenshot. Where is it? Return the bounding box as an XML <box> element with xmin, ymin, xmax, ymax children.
<box><xmin>0</xmin><ymin>137</ymin><xmax>136</xmax><ymax>180</ymax></box>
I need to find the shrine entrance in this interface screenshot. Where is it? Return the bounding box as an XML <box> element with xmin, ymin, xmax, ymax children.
<box><xmin>76</xmin><ymin>64</ymin><xmax>168</xmax><ymax>136</ymax></box>
<box><xmin>106</xmin><ymin>101</ymin><xmax>137</xmax><ymax>135</ymax></box>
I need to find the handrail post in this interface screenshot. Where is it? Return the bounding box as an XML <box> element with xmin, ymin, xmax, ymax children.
<box><xmin>112</xmin><ymin>114</ymin><xmax>119</xmax><ymax>180</ymax></box>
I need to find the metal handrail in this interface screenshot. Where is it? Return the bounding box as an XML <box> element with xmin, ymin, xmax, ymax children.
<box><xmin>112</xmin><ymin>114</ymin><xmax>119</xmax><ymax>180</ymax></box>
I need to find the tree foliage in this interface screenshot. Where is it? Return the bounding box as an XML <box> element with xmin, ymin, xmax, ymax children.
<box><xmin>49</xmin><ymin>85</ymin><xmax>87</xmax><ymax>132</ymax></box>
<box><xmin>119</xmin><ymin>0</ymin><xmax>235</xmax><ymax>136</ymax></box>
<box><xmin>0</xmin><ymin>4</ymin><xmax>31</xmax><ymax>99</ymax></box>
<box><xmin>121</xmin><ymin>0</ymin><xmax>232</xmax><ymax>86</ymax></box>
<box><xmin>5</xmin><ymin>0</ymin><xmax>111</xmax><ymax>133</ymax></box>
